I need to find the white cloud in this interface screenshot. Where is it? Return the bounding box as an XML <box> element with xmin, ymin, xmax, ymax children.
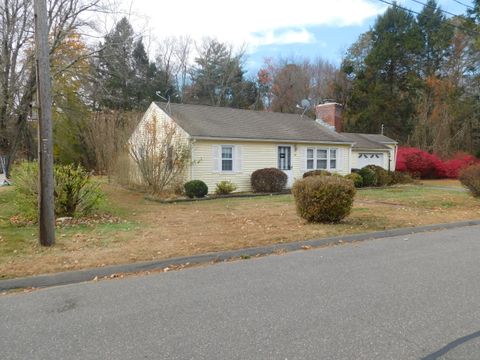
<box><xmin>122</xmin><ymin>0</ymin><xmax>384</xmax><ymax>49</ymax></box>
<box><xmin>251</xmin><ymin>29</ymin><xmax>316</xmax><ymax>47</ymax></box>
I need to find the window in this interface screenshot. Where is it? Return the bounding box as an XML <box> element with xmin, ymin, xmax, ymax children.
<box><xmin>221</xmin><ymin>146</ymin><xmax>233</xmax><ymax>171</ymax></box>
<box><xmin>330</xmin><ymin>149</ymin><xmax>337</xmax><ymax>169</ymax></box>
<box><xmin>306</xmin><ymin>147</ymin><xmax>338</xmax><ymax>170</ymax></box>
<box><xmin>317</xmin><ymin>149</ymin><xmax>327</xmax><ymax>169</ymax></box>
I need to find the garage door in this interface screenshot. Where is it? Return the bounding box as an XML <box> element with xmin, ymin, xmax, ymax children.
<box><xmin>358</xmin><ymin>153</ymin><xmax>384</xmax><ymax>168</ymax></box>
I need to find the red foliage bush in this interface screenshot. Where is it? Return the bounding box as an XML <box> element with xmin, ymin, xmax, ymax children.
<box><xmin>436</xmin><ymin>153</ymin><xmax>479</xmax><ymax>178</ymax></box>
<box><xmin>396</xmin><ymin>147</ymin><xmax>443</xmax><ymax>178</ymax></box>
<box><xmin>396</xmin><ymin>148</ymin><xmax>479</xmax><ymax>179</ymax></box>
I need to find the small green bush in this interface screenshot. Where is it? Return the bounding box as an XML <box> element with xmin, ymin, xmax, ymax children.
<box><xmin>11</xmin><ymin>162</ymin><xmax>39</xmax><ymax>220</ymax></box>
<box><xmin>459</xmin><ymin>164</ymin><xmax>480</xmax><ymax>197</ymax></box>
<box><xmin>358</xmin><ymin>167</ymin><xmax>378</xmax><ymax>187</ymax></box>
<box><xmin>292</xmin><ymin>176</ymin><xmax>356</xmax><ymax>223</ymax></box>
<box><xmin>55</xmin><ymin>164</ymin><xmax>104</xmax><ymax>217</ymax></box>
<box><xmin>390</xmin><ymin>171</ymin><xmax>414</xmax><ymax>184</ymax></box>
<box><xmin>302</xmin><ymin>170</ymin><xmax>332</xmax><ymax>178</ymax></box>
<box><xmin>11</xmin><ymin>162</ymin><xmax>103</xmax><ymax>220</ymax></box>
<box><xmin>184</xmin><ymin>180</ymin><xmax>208</xmax><ymax>198</ymax></box>
<box><xmin>251</xmin><ymin>168</ymin><xmax>287</xmax><ymax>193</ymax></box>
<box><xmin>215</xmin><ymin>180</ymin><xmax>237</xmax><ymax>195</ymax></box>
<box><xmin>365</xmin><ymin>165</ymin><xmax>392</xmax><ymax>186</ymax></box>
<box><xmin>345</xmin><ymin>173</ymin><xmax>363</xmax><ymax>188</ymax></box>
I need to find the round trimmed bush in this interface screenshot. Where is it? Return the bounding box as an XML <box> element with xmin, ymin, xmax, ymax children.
<box><xmin>358</xmin><ymin>167</ymin><xmax>377</xmax><ymax>187</ymax></box>
<box><xmin>365</xmin><ymin>165</ymin><xmax>392</xmax><ymax>186</ymax></box>
<box><xmin>345</xmin><ymin>173</ymin><xmax>363</xmax><ymax>188</ymax></box>
<box><xmin>184</xmin><ymin>180</ymin><xmax>208</xmax><ymax>198</ymax></box>
<box><xmin>292</xmin><ymin>176</ymin><xmax>356</xmax><ymax>223</ymax></box>
<box><xmin>302</xmin><ymin>170</ymin><xmax>332</xmax><ymax>178</ymax></box>
<box><xmin>459</xmin><ymin>164</ymin><xmax>480</xmax><ymax>197</ymax></box>
<box><xmin>251</xmin><ymin>168</ymin><xmax>287</xmax><ymax>193</ymax></box>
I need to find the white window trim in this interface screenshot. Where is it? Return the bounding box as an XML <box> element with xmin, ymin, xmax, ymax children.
<box><xmin>306</xmin><ymin>147</ymin><xmax>338</xmax><ymax>171</ymax></box>
<box><xmin>221</xmin><ymin>145</ymin><xmax>234</xmax><ymax>172</ymax></box>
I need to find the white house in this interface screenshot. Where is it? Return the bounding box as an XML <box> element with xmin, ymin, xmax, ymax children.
<box><xmin>129</xmin><ymin>102</ymin><xmax>397</xmax><ymax>193</ymax></box>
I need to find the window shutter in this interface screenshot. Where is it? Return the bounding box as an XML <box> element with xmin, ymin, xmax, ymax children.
<box><xmin>336</xmin><ymin>148</ymin><xmax>343</xmax><ymax>171</ymax></box>
<box><xmin>212</xmin><ymin>145</ymin><xmax>220</xmax><ymax>172</ymax></box>
<box><xmin>301</xmin><ymin>147</ymin><xmax>307</xmax><ymax>171</ymax></box>
<box><xmin>234</xmin><ymin>145</ymin><xmax>242</xmax><ymax>172</ymax></box>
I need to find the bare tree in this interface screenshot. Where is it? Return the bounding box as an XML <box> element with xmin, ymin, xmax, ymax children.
<box><xmin>0</xmin><ymin>0</ymin><xmax>101</xmax><ymax>177</ymax></box>
<box><xmin>128</xmin><ymin>115</ymin><xmax>191</xmax><ymax>194</ymax></box>
<box><xmin>85</xmin><ymin>110</ymin><xmax>141</xmax><ymax>177</ymax></box>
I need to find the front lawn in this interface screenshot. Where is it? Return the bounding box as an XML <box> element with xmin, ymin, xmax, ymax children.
<box><xmin>1</xmin><ymin>182</ymin><xmax>479</xmax><ymax>279</ymax></box>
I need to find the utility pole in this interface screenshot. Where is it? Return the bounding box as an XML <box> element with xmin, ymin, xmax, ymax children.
<box><xmin>34</xmin><ymin>0</ymin><xmax>55</xmax><ymax>246</ymax></box>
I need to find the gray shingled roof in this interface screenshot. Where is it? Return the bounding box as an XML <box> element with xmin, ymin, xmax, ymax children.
<box><xmin>155</xmin><ymin>102</ymin><xmax>353</xmax><ymax>144</ymax></box>
<box><xmin>340</xmin><ymin>133</ymin><xmax>395</xmax><ymax>150</ymax></box>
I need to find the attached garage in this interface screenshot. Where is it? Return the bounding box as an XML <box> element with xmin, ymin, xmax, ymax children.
<box><xmin>358</xmin><ymin>152</ymin><xmax>384</xmax><ymax>168</ymax></box>
<box><xmin>340</xmin><ymin>132</ymin><xmax>397</xmax><ymax>171</ymax></box>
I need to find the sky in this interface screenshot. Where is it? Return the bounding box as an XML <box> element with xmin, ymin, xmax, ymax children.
<box><xmin>115</xmin><ymin>0</ymin><xmax>475</xmax><ymax>75</ymax></box>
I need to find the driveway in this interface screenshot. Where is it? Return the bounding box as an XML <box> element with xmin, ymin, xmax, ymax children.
<box><xmin>2</xmin><ymin>225</ymin><xmax>480</xmax><ymax>359</ymax></box>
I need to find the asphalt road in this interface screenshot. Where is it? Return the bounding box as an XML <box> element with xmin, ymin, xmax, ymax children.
<box><xmin>2</xmin><ymin>225</ymin><xmax>480</xmax><ymax>360</ymax></box>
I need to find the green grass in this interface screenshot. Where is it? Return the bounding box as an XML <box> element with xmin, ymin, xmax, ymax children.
<box><xmin>0</xmin><ymin>188</ymin><xmax>37</xmax><ymax>257</ymax></box>
<box><xmin>357</xmin><ymin>185</ymin><xmax>472</xmax><ymax>209</ymax></box>
<box><xmin>0</xmin><ymin>186</ymin><xmax>136</xmax><ymax>258</ymax></box>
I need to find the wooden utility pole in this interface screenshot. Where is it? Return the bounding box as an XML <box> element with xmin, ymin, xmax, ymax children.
<box><xmin>34</xmin><ymin>0</ymin><xmax>55</xmax><ymax>246</ymax></box>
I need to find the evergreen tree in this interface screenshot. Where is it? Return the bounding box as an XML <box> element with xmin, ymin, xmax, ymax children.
<box><xmin>345</xmin><ymin>5</ymin><xmax>423</xmax><ymax>141</ymax></box>
<box><xmin>93</xmin><ymin>17</ymin><xmax>176</xmax><ymax>110</ymax></box>
<box><xmin>417</xmin><ymin>0</ymin><xmax>453</xmax><ymax>78</ymax></box>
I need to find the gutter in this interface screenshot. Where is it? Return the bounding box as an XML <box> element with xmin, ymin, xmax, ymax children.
<box><xmin>190</xmin><ymin>136</ymin><xmax>355</xmax><ymax>146</ymax></box>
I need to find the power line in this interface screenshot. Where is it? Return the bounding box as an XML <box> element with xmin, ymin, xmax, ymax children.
<box><xmin>408</xmin><ymin>0</ymin><xmax>461</xmax><ymax>18</ymax></box>
<box><xmin>453</xmin><ymin>0</ymin><xmax>475</xmax><ymax>11</ymax></box>
<box><xmin>375</xmin><ymin>0</ymin><xmax>480</xmax><ymax>37</ymax></box>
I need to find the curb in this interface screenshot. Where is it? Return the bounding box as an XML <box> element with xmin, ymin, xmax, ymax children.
<box><xmin>1</xmin><ymin>220</ymin><xmax>480</xmax><ymax>292</ymax></box>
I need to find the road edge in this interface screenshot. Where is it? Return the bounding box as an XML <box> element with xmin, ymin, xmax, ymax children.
<box><xmin>2</xmin><ymin>220</ymin><xmax>480</xmax><ymax>291</ymax></box>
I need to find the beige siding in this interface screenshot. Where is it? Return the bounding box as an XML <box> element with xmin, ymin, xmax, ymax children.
<box><xmin>192</xmin><ymin>140</ymin><xmax>352</xmax><ymax>193</ymax></box>
<box><xmin>128</xmin><ymin>103</ymin><xmax>192</xmax><ymax>187</ymax></box>
<box><xmin>387</xmin><ymin>144</ymin><xmax>397</xmax><ymax>171</ymax></box>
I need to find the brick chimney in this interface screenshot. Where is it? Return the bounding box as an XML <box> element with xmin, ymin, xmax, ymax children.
<box><xmin>315</xmin><ymin>103</ymin><xmax>343</xmax><ymax>132</ymax></box>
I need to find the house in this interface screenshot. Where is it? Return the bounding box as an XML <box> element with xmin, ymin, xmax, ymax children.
<box><xmin>314</xmin><ymin>103</ymin><xmax>398</xmax><ymax>171</ymax></box>
<box><xmin>129</xmin><ymin>102</ymin><xmax>397</xmax><ymax>193</ymax></box>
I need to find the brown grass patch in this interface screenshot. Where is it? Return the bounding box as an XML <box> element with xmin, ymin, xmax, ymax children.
<box><xmin>1</xmin><ymin>183</ymin><xmax>479</xmax><ymax>279</ymax></box>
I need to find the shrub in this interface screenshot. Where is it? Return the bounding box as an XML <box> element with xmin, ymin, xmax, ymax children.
<box><xmin>365</xmin><ymin>165</ymin><xmax>392</xmax><ymax>186</ymax></box>
<box><xmin>437</xmin><ymin>153</ymin><xmax>479</xmax><ymax>179</ymax></box>
<box><xmin>302</xmin><ymin>170</ymin><xmax>332</xmax><ymax>178</ymax></box>
<box><xmin>396</xmin><ymin>147</ymin><xmax>443</xmax><ymax>179</ymax></box>
<box><xmin>54</xmin><ymin>164</ymin><xmax>104</xmax><ymax>217</ymax></box>
<box><xmin>390</xmin><ymin>171</ymin><xmax>414</xmax><ymax>184</ymax></box>
<box><xmin>11</xmin><ymin>162</ymin><xmax>39</xmax><ymax>220</ymax></box>
<box><xmin>184</xmin><ymin>180</ymin><xmax>208</xmax><ymax>198</ymax></box>
<box><xmin>215</xmin><ymin>180</ymin><xmax>237</xmax><ymax>195</ymax></box>
<box><xmin>251</xmin><ymin>168</ymin><xmax>287</xmax><ymax>193</ymax></box>
<box><xmin>345</xmin><ymin>173</ymin><xmax>363</xmax><ymax>188</ymax></box>
<box><xmin>11</xmin><ymin>162</ymin><xmax>103</xmax><ymax>220</ymax></box>
<box><xmin>292</xmin><ymin>176</ymin><xmax>356</xmax><ymax>223</ymax></box>
<box><xmin>358</xmin><ymin>167</ymin><xmax>377</xmax><ymax>187</ymax></box>
<box><xmin>459</xmin><ymin>165</ymin><xmax>480</xmax><ymax>197</ymax></box>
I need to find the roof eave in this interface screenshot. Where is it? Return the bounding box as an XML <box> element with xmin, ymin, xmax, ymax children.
<box><xmin>191</xmin><ymin>135</ymin><xmax>354</xmax><ymax>146</ymax></box>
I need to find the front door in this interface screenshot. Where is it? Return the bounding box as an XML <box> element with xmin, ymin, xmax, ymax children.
<box><xmin>278</xmin><ymin>146</ymin><xmax>293</xmax><ymax>188</ymax></box>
